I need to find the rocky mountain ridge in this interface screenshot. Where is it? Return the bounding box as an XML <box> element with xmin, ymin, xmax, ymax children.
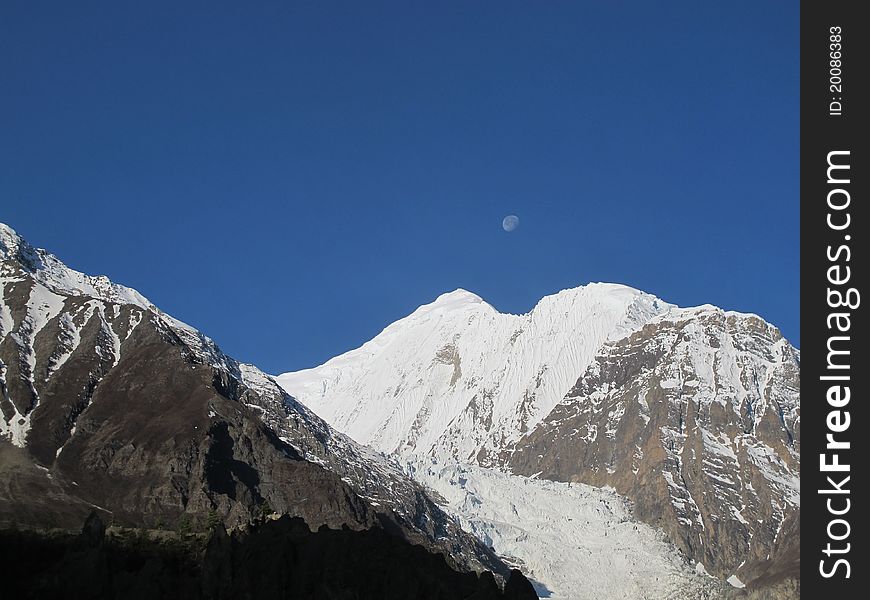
<box><xmin>0</xmin><ymin>222</ymin><xmax>517</xmax><ymax>585</ymax></box>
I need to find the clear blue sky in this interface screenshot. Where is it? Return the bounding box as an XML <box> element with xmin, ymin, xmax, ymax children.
<box><xmin>1</xmin><ymin>1</ymin><xmax>799</xmax><ymax>373</ymax></box>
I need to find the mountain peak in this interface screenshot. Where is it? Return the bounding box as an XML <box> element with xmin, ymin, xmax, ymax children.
<box><xmin>534</xmin><ymin>282</ymin><xmax>655</xmax><ymax>306</ymax></box>
<box><xmin>0</xmin><ymin>222</ymin><xmax>154</xmax><ymax>311</ymax></box>
<box><xmin>401</xmin><ymin>288</ymin><xmax>489</xmax><ymax>320</ymax></box>
<box><xmin>0</xmin><ymin>222</ymin><xmax>25</xmax><ymax>260</ymax></box>
<box><xmin>278</xmin><ymin>279</ymin><xmax>676</xmax><ymax>463</ymax></box>
<box><xmin>424</xmin><ymin>283</ymin><xmax>659</xmax><ymax>320</ymax></box>
<box><xmin>432</xmin><ymin>288</ymin><xmax>484</xmax><ymax>306</ymax></box>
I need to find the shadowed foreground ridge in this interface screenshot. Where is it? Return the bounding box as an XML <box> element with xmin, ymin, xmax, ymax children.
<box><xmin>1</xmin><ymin>513</ymin><xmax>537</xmax><ymax>600</ymax></box>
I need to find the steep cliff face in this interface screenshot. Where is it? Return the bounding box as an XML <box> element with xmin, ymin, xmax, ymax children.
<box><xmin>0</xmin><ymin>222</ymin><xmax>511</xmax><ymax>581</ymax></box>
<box><xmin>506</xmin><ymin>308</ymin><xmax>800</xmax><ymax>588</ymax></box>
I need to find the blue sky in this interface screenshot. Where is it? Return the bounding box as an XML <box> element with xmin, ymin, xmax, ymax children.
<box><xmin>1</xmin><ymin>1</ymin><xmax>798</xmax><ymax>373</ymax></box>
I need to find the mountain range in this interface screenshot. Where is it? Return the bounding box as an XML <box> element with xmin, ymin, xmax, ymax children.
<box><xmin>1</xmin><ymin>222</ymin><xmax>799</xmax><ymax>599</ymax></box>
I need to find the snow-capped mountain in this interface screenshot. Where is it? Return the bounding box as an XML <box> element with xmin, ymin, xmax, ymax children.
<box><xmin>0</xmin><ymin>222</ymin><xmax>520</xmax><ymax>584</ymax></box>
<box><xmin>278</xmin><ymin>284</ymin><xmax>670</xmax><ymax>464</ymax></box>
<box><xmin>278</xmin><ymin>284</ymin><xmax>800</xmax><ymax>598</ymax></box>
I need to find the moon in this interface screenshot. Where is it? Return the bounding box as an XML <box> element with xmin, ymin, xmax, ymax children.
<box><xmin>502</xmin><ymin>215</ymin><xmax>519</xmax><ymax>232</ymax></box>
